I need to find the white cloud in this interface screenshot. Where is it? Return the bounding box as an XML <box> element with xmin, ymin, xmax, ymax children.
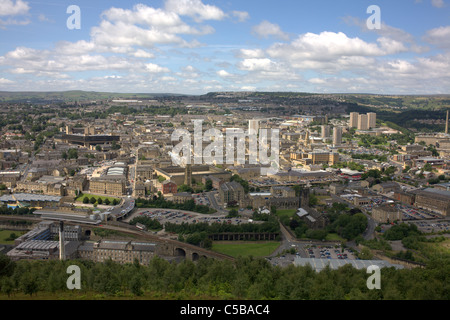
<box><xmin>0</xmin><ymin>77</ymin><xmax>14</xmax><ymax>84</ymax></box>
<box><xmin>232</xmin><ymin>11</ymin><xmax>249</xmax><ymax>22</ymax></box>
<box><xmin>132</xmin><ymin>49</ymin><xmax>155</xmax><ymax>58</ymax></box>
<box><xmin>90</xmin><ymin>4</ymin><xmax>215</xmax><ymax>51</ymax></box>
<box><xmin>145</xmin><ymin>63</ymin><xmax>170</xmax><ymax>73</ymax></box>
<box><xmin>252</xmin><ymin>20</ymin><xmax>289</xmax><ymax>41</ymax></box>
<box><xmin>0</xmin><ymin>0</ymin><xmax>30</xmax><ymax>27</ymax></box>
<box><xmin>165</xmin><ymin>0</ymin><xmax>225</xmax><ymax>22</ymax></box>
<box><xmin>0</xmin><ymin>0</ymin><xmax>29</xmax><ymax>16</ymax></box>
<box><xmin>262</xmin><ymin>31</ymin><xmax>404</xmax><ymax>75</ymax></box>
<box><xmin>217</xmin><ymin>69</ymin><xmax>232</xmax><ymax>77</ymax></box>
<box><xmin>423</xmin><ymin>26</ymin><xmax>450</xmax><ymax>48</ymax></box>
<box><xmin>342</xmin><ymin>16</ymin><xmax>428</xmax><ymax>54</ymax></box>
<box><xmin>238</xmin><ymin>58</ymin><xmax>277</xmax><ymax>72</ymax></box>
<box><xmin>237</xmin><ymin>48</ymin><xmax>265</xmax><ymax>59</ymax></box>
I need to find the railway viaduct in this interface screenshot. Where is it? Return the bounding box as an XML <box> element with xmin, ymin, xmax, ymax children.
<box><xmin>0</xmin><ymin>215</ymin><xmax>235</xmax><ymax>262</ymax></box>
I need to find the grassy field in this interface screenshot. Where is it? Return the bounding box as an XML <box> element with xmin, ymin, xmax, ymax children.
<box><xmin>0</xmin><ymin>230</ymin><xmax>26</xmax><ymax>245</ymax></box>
<box><xmin>211</xmin><ymin>241</ymin><xmax>280</xmax><ymax>258</ymax></box>
<box><xmin>325</xmin><ymin>233</ymin><xmax>346</xmax><ymax>241</ymax></box>
<box><xmin>276</xmin><ymin>209</ymin><xmax>297</xmax><ymax>219</ymax></box>
<box><xmin>75</xmin><ymin>194</ymin><xmax>120</xmax><ymax>204</ymax></box>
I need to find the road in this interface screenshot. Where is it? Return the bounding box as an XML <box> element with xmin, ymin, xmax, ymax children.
<box><xmin>110</xmin><ymin>197</ymin><xmax>135</xmax><ymax>220</ymax></box>
<box><xmin>205</xmin><ymin>191</ymin><xmax>228</xmax><ymax>215</ymax></box>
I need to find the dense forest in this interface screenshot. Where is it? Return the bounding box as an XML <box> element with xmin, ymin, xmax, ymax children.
<box><xmin>0</xmin><ymin>254</ymin><xmax>448</xmax><ymax>300</ymax></box>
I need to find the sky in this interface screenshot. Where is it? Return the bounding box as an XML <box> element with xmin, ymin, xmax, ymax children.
<box><xmin>0</xmin><ymin>0</ymin><xmax>450</xmax><ymax>95</ymax></box>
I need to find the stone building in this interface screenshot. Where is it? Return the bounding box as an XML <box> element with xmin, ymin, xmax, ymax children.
<box><xmin>219</xmin><ymin>181</ymin><xmax>245</xmax><ymax>206</ymax></box>
<box><xmin>372</xmin><ymin>205</ymin><xmax>402</xmax><ymax>223</ymax></box>
<box><xmin>89</xmin><ymin>176</ymin><xmax>126</xmax><ymax>196</ymax></box>
<box><xmin>413</xmin><ymin>188</ymin><xmax>450</xmax><ymax>216</ymax></box>
<box><xmin>77</xmin><ymin>240</ymin><xmax>157</xmax><ymax>265</ymax></box>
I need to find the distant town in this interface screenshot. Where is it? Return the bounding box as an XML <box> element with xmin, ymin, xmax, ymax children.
<box><xmin>0</xmin><ymin>91</ymin><xmax>449</xmax><ymax>299</ymax></box>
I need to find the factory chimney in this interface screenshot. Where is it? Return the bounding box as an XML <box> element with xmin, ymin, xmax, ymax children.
<box><xmin>59</xmin><ymin>221</ymin><xmax>65</xmax><ymax>261</ymax></box>
<box><xmin>446</xmin><ymin>110</ymin><xmax>449</xmax><ymax>135</ymax></box>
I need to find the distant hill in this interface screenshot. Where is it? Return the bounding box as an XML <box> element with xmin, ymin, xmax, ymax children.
<box><xmin>0</xmin><ymin>90</ymin><xmax>187</xmax><ymax>103</ymax></box>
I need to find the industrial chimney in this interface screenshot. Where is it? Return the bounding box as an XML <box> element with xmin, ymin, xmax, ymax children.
<box><xmin>59</xmin><ymin>221</ymin><xmax>65</xmax><ymax>261</ymax></box>
<box><xmin>446</xmin><ymin>110</ymin><xmax>449</xmax><ymax>135</ymax></box>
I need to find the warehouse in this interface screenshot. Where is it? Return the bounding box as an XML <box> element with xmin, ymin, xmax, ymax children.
<box><xmin>293</xmin><ymin>257</ymin><xmax>403</xmax><ymax>272</ymax></box>
<box><xmin>413</xmin><ymin>188</ymin><xmax>450</xmax><ymax>216</ymax></box>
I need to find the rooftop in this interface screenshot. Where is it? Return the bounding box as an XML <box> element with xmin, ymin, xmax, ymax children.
<box><xmin>293</xmin><ymin>257</ymin><xmax>404</xmax><ymax>272</ymax></box>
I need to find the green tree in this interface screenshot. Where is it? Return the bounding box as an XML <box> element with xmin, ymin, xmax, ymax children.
<box><xmin>130</xmin><ymin>275</ymin><xmax>143</xmax><ymax>296</ymax></box>
<box><xmin>83</xmin><ymin>196</ymin><xmax>89</xmax><ymax>204</ymax></box>
<box><xmin>90</xmin><ymin>197</ymin><xmax>97</xmax><ymax>204</ymax></box>
<box><xmin>20</xmin><ymin>273</ymin><xmax>39</xmax><ymax>296</ymax></box>
<box><xmin>205</xmin><ymin>179</ymin><xmax>213</xmax><ymax>191</ymax></box>
<box><xmin>68</xmin><ymin>148</ymin><xmax>78</xmax><ymax>159</ymax></box>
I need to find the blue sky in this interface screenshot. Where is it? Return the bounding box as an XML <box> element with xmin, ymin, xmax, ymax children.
<box><xmin>0</xmin><ymin>0</ymin><xmax>450</xmax><ymax>94</ymax></box>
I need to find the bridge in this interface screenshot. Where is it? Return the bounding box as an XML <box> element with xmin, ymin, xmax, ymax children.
<box><xmin>0</xmin><ymin>215</ymin><xmax>235</xmax><ymax>262</ymax></box>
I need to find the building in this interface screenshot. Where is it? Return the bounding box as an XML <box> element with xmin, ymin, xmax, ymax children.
<box><xmin>413</xmin><ymin>188</ymin><xmax>450</xmax><ymax>216</ymax></box>
<box><xmin>249</xmin><ymin>119</ymin><xmax>260</xmax><ymax>135</ymax></box>
<box><xmin>321</xmin><ymin>125</ymin><xmax>330</xmax><ymax>139</ymax></box>
<box><xmin>134</xmin><ymin>181</ymin><xmax>146</xmax><ymax>197</ymax></box>
<box><xmin>339</xmin><ymin>168</ymin><xmax>363</xmax><ymax>180</ymax></box>
<box><xmin>157</xmin><ymin>180</ymin><xmax>177</xmax><ymax>195</ymax></box>
<box><xmin>394</xmin><ymin>191</ymin><xmax>416</xmax><ymax>206</ymax></box>
<box><xmin>89</xmin><ymin>176</ymin><xmax>126</xmax><ymax>196</ymax></box>
<box><xmin>353</xmin><ymin>196</ymin><xmax>371</xmax><ymax>206</ymax></box>
<box><xmin>155</xmin><ymin>165</ymin><xmax>231</xmax><ymax>186</ymax></box>
<box><xmin>0</xmin><ymin>171</ymin><xmax>21</xmax><ymax>188</ymax></box>
<box><xmin>358</xmin><ymin>114</ymin><xmax>369</xmax><ymax>130</ymax></box>
<box><xmin>372</xmin><ymin>182</ymin><xmax>401</xmax><ymax>194</ymax></box>
<box><xmin>7</xmin><ymin>221</ymin><xmax>80</xmax><ymax>261</ymax></box>
<box><xmin>15</xmin><ymin>175</ymin><xmax>66</xmax><ymax>196</ymax></box>
<box><xmin>0</xmin><ymin>193</ymin><xmax>62</xmax><ymax>209</ymax></box>
<box><xmin>184</xmin><ymin>164</ymin><xmax>192</xmax><ymax>187</ymax></box>
<box><xmin>219</xmin><ymin>181</ymin><xmax>245</xmax><ymax>206</ymax></box>
<box><xmin>367</xmin><ymin>113</ymin><xmax>377</xmax><ymax>129</ymax></box>
<box><xmin>400</xmin><ymin>144</ymin><xmax>425</xmax><ymax>153</ymax></box>
<box><xmin>172</xmin><ymin>192</ymin><xmax>193</xmax><ymax>204</ymax></box>
<box><xmin>77</xmin><ymin>240</ymin><xmax>156</xmax><ymax>265</ymax></box>
<box><xmin>135</xmin><ymin>164</ymin><xmax>154</xmax><ymax>181</ymax></box>
<box><xmin>372</xmin><ymin>205</ymin><xmax>402</xmax><ymax>223</ymax></box>
<box><xmin>309</xmin><ymin>150</ymin><xmax>339</xmax><ymax>165</ymax></box>
<box><xmin>333</xmin><ymin>126</ymin><xmax>342</xmax><ymax>146</ymax></box>
<box><xmin>296</xmin><ymin>207</ymin><xmax>328</xmax><ymax>229</ymax></box>
<box><xmin>413</xmin><ymin>157</ymin><xmax>445</xmax><ymax>168</ymax></box>
<box><xmin>202</xmin><ymin>175</ymin><xmax>224</xmax><ymax>189</ymax></box>
<box><xmin>349</xmin><ymin>112</ymin><xmax>359</xmax><ymax>128</ymax></box>
<box><xmin>55</xmin><ymin>133</ymin><xmax>120</xmax><ymax>148</ymax></box>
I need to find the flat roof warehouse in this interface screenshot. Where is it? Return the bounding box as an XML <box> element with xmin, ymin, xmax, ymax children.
<box><xmin>294</xmin><ymin>257</ymin><xmax>404</xmax><ymax>272</ymax></box>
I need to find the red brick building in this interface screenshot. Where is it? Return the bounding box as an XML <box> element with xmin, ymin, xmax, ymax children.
<box><xmin>160</xmin><ymin>180</ymin><xmax>177</xmax><ymax>195</ymax></box>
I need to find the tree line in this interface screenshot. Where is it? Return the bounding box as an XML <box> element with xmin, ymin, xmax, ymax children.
<box><xmin>0</xmin><ymin>254</ymin><xmax>448</xmax><ymax>300</ymax></box>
